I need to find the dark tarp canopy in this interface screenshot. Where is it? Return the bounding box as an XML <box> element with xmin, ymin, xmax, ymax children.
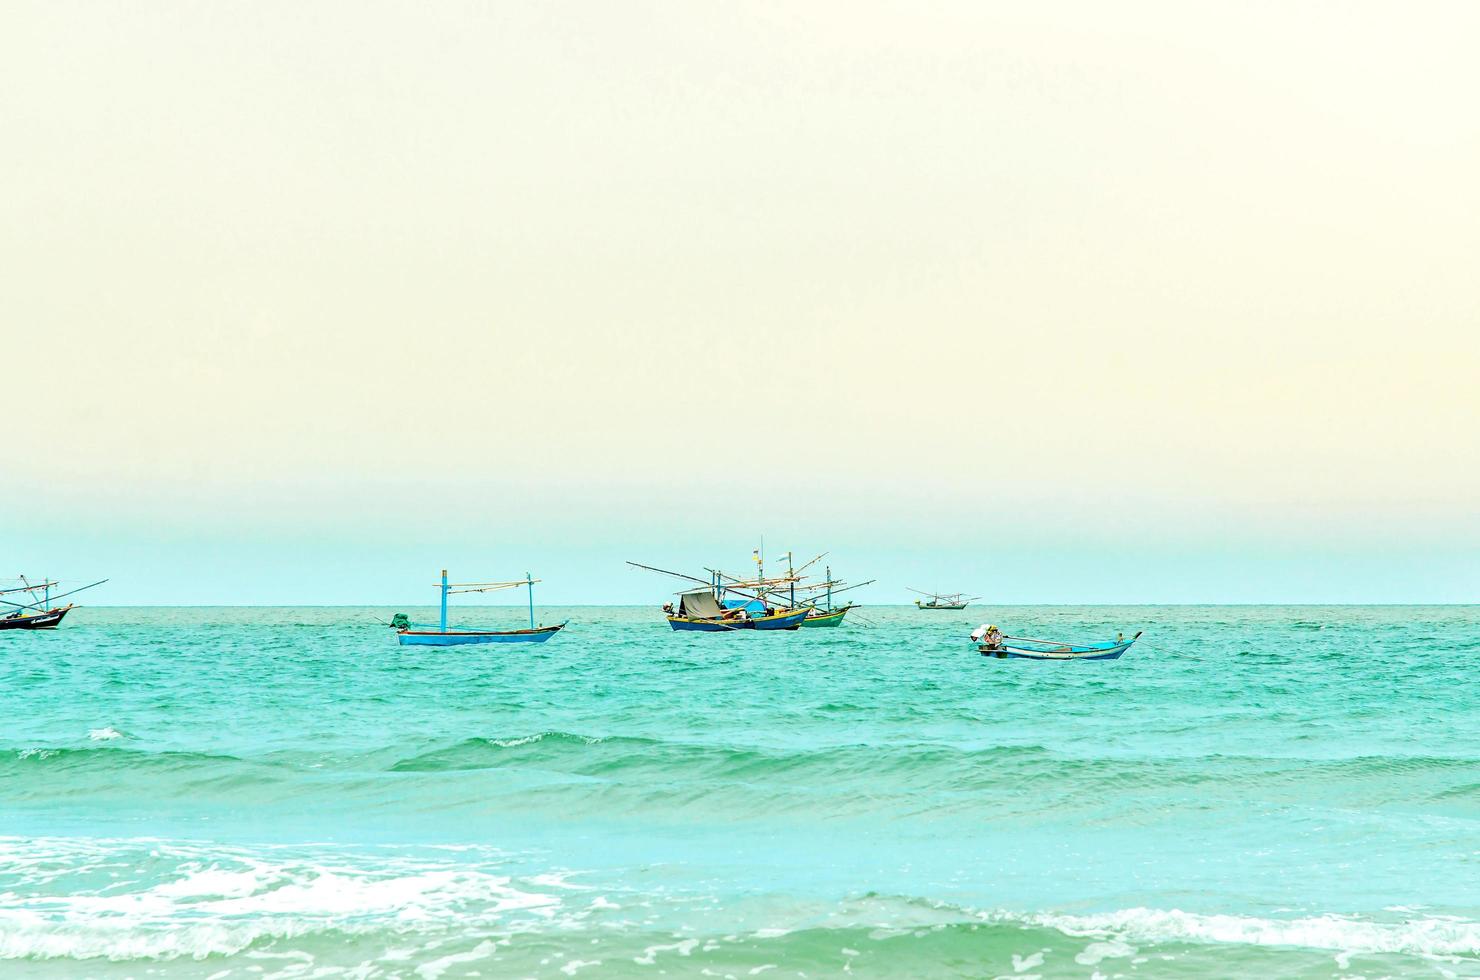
<box><xmin>678</xmin><ymin>589</ymin><xmax>724</xmax><ymax>619</ymax></box>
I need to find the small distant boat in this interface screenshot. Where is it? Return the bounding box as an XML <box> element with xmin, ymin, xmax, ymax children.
<box><xmin>972</xmin><ymin>626</ymin><xmax>1143</xmax><ymax>660</ymax></box>
<box><xmin>392</xmin><ymin>570</ymin><xmax>567</xmax><ymax>646</ymax></box>
<box><xmin>910</xmin><ymin>589</ymin><xmax>979</xmax><ymax>611</ymax></box>
<box><xmin>0</xmin><ymin>576</ymin><xmax>108</xmax><ymax>631</ymax></box>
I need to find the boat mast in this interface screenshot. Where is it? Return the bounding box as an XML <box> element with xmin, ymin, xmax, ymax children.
<box><xmin>755</xmin><ymin>538</ymin><xmax>764</xmax><ymax>607</ymax></box>
<box><xmin>786</xmin><ymin>551</ymin><xmax>795</xmax><ymax>609</ymax></box>
<box><xmin>826</xmin><ymin>565</ymin><xmax>833</xmax><ymax>612</ymax></box>
<box><xmin>440</xmin><ymin>569</ymin><xmax>449</xmax><ymax>633</ymax></box>
<box><xmin>526</xmin><ymin>572</ymin><xmax>535</xmax><ymax>629</ymax></box>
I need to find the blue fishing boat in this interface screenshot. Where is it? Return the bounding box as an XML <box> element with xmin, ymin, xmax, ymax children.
<box><xmin>392</xmin><ymin>570</ymin><xmax>567</xmax><ymax>646</ymax></box>
<box><xmin>972</xmin><ymin>626</ymin><xmax>1142</xmax><ymax>660</ymax></box>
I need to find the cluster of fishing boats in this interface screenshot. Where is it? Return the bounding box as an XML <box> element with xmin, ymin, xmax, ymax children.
<box><xmin>628</xmin><ymin>548</ymin><xmax>873</xmax><ymax>632</ymax></box>
<box><xmin>5</xmin><ymin>557</ymin><xmax>1144</xmax><ymax>662</ymax></box>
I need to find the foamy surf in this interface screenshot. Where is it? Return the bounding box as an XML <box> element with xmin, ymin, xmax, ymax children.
<box><xmin>1020</xmin><ymin>906</ymin><xmax>1480</xmax><ymax>959</ymax></box>
<box><xmin>0</xmin><ymin>837</ymin><xmax>562</xmax><ymax>962</ymax></box>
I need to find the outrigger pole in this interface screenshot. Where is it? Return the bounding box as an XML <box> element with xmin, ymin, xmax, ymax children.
<box><xmin>625</xmin><ymin>561</ymin><xmax>712</xmax><ymax>587</ymax></box>
<box><xmin>0</xmin><ymin>578</ymin><xmax>108</xmax><ymax>613</ymax></box>
<box><xmin>627</xmin><ymin>561</ymin><xmax>780</xmax><ymax>608</ymax></box>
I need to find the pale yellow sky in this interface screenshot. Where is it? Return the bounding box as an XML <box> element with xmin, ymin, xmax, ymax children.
<box><xmin>3</xmin><ymin>1</ymin><xmax>1477</xmax><ymax>600</ymax></box>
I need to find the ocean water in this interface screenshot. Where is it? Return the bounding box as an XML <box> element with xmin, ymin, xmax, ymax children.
<box><xmin>1</xmin><ymin>605</ymin><xmax>1476</xmax><ymax>979</ymax></box>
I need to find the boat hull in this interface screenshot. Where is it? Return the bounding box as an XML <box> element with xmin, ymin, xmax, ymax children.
<box><xmin>978</xmin><ymin>634</ymin><xmax>1141</xmax><ymax>661</ymax></box>
<box><xmin>398</xmin><ymin>623</ymin><xmax>566</xmax><ymax>646</ymax></box>
<box><xmin>668</xmin><ymin>616</ymin><xmax>749</xmax><ymax>632</ymax></box>
<box><xmin>751</xmin><ymin>608</ymin><xmax>809</xmax><ymax>630</ymax></box>
<box><xmin>916</xmin><ymin>602</ymin><xmax>968</xmax><ymax>611</ymax></box>
<box><xmin>666</xmin><ymin>608</ymin><xmax>809</xmax><ymax>632</ymax></box>
<box><xmin>800</xmin><ymin>606</ymin><xmax>851</xmax><ymax>627</ymax></box>
<box><xmin>0</xmin><ymin>605</ymin><xmax>72</xmax><ymax>631</ymax></box>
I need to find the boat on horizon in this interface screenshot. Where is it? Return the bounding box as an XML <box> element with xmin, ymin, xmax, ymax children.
<box><xmin>910</xmin><ymin>589</ymin><xmax>979</xmax><ymax>611</ymax></box>
<box><xmin>0</xmin><ymin>576</ymin><xmax>108</xmax><ymax>631</ymax></box>
<box><xmin>391</xmin><ymin>570</ymin><xmax>567</xmax><ymax>646</ymax></box>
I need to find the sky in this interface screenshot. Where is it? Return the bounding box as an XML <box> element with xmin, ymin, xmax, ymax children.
<box><xmin>3</xmin><ymin>1</ymin><xmax>1477</xmax><ymax>604</ymax></box>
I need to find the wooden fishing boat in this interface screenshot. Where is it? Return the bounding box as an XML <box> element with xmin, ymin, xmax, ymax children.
<box><xmin>392</xmin><ymin>570</ymin><xmax>567</xmax><ymax>646</ymax></box>
<box><xmin>0</xmin><ymin>604</ymin><xmax>73</xmax><ymax>630</ymax></box>
<box><xmin>664</xmin><ymin>588</ymin><xmax>808</xmax><ymax>631</ymax></box>
<box><xmin>796</xmin><ymin>562</ymin><xmax>869</xmax><ymax>627</ymax></box>
<box><xmin>801</xmin><ymin>604</ymin><xmax>852</xmax><ymax>627</ymax></box>
<box><xmin>0</xmin><ymin>576</ymin><xmax>107</xmax><ymax>631</ymax></box>
<box><xmin>910</xmin><ymin>589</ymin><xmax>980</xmax><ymax>611</ymax></box>
<box><xmin>975</xmin><ymin>630</ymin><xmax>1143</xmax><ymax>660</ymax></box>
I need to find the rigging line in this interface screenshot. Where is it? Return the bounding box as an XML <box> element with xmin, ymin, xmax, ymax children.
<box><xmin>792</xmin><ymin>552</ymin><xmax>827</xmax><ymax>576</ymax></box>
<box><xmin>626</xmin><ymin>561</ymin><xmax>711</xmax><ymax>587</ymax></box>
<box><xmin>0</xmin><ymin>578</ymin><xmax>107</xmax><ymax>613</ymax></box>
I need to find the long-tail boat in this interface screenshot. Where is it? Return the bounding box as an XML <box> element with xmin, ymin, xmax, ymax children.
<box><xmin>392</xmin><ymin>570</ymin><xmax>566</xmax><ymax>646</ymax></box>
<box><xmin>972</xmin><ymin>626</ymin><xmax>1143</xmax><ymax>660</ymax></box>
<box><xmin>910</xmin><ymin>589</ymin><xmax>980</xmax><ymax>610</ymax></box>
<box><xmin>0</xmin><ymin>576</ymin><xmax>108</xmax><ymax>631</ymax></box>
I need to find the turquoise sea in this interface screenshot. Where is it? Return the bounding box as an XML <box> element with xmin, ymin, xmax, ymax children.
<box><xmin>1</xmin><ymin>605</ymin><xmax>1476</xmax><ymax>978</ymax></box>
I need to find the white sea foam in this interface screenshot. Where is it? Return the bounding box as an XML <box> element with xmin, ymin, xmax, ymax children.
<box><xmin>1017</xmin><ymin>907</ymin><xmax>1480</xmax><ymax>958</ymax></box>
<box><xmin>1011</xmin><ymin>950</ymin><xmax>1045</xmax><ymax>971</ymax></box>
<box><xmin>87</xmin><ymin>726</ymin><xmax>125</xmax><ymax>741</ymax></box>
<box><xmin>416</xmin><ymin>940</ymin><xmax>498</xmax><ymax>980</ymax></box>
<box><xmin>634</xmin><ymin>938</ymin><xmax>699</xmax><ymax>965</ymax></box>
<box><xmin>0</xmin><ymin>837</ymin><xmax>560</xmax><ymax>962</ymax></box>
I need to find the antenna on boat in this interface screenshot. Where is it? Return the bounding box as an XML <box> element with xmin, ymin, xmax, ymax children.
<box><xmin>526</xmin><ymin>571</ymin><xmax>535</xmax><ymax>629</ymax></box>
